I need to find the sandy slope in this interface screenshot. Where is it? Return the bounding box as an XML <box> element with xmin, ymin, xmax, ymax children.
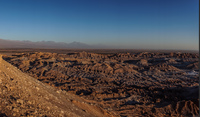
<box><xmin>0</xmin><ymin>55</ymin><xmax>113</xmax><ymax>117</ymax></box>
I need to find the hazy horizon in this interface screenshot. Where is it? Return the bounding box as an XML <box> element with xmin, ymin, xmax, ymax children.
<box><xmin>0</xmin><ymin>0</ymin><xmax>199</xmax><ymax>50</ymax></box>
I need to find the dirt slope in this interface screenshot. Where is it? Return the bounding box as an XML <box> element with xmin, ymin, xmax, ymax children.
<box><xmin>0</xmin><ymin>55</ymin><xmax>113</xmax><ymax>117</ymax></box>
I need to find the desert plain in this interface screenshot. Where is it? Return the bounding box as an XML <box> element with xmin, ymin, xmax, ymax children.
<box><xmin>0</xmin><ymin>49</ymin><xmax>199</xmax><ymax>117</ymax></box>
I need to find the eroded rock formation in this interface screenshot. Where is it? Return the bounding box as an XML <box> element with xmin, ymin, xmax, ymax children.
<box><xmin>3</xmin><ymin>51</ymin><xmax>199</xmax><ymax>117</ymax></box>
<box><xmin>0</xmin><ymin>55</ymin><xmax>113</xmax><ymax>117</ymax></box>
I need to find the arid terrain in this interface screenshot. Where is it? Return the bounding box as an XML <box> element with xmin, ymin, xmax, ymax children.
<box><xmin>0</xmin><ymin>54</ymin><xmax>114</xmax><ymax>117</ymax></box>
<box><xmin>0</xmin><ymin>49</ymin><xmax>199</xmax><ymax>117</ymax></box>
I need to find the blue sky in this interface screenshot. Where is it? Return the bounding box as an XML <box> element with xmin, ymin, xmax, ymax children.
<box><xmin>0</xmin><ymin>0</ymin><xmax>199</xmax><ymax>50</ymax></box>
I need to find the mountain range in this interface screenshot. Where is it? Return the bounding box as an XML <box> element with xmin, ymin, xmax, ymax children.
<box><xmin>0</xmin><ymin>39</ymin><xmax>109</xmax><ymax>49</ymax></box>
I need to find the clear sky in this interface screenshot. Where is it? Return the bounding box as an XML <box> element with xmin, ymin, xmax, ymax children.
<box><xmin>0</xmin><ymin>0</ymin><xmax>199</xmax><ymax>50</ymax></box>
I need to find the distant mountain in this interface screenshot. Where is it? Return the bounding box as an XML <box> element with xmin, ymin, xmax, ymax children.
<box><xmin>0</xmin><ymin>39</ymin><xmax>95</xmax><ymax>49</ymax></box>
<box><xmin>67</xmin><ymin>41</ymin><xmax>93</xmax><ymax>48</ymax></box>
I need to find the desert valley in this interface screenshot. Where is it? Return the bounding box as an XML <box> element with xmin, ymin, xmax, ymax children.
<box><xmin>0</xmin><ymin>0</ymin><xmax>199</xmax><ymax>116</ymax></box>
<box><xmin>0</xmin><ymin>49</ymin><xmax>199</xmax><ymax>117</ymax></box>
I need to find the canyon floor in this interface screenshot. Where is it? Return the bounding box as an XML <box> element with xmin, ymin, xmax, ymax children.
<box><xmin>0</xmin><ymin>49</ymin><xmax>199</xmax><ymax>117</ymax></box>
